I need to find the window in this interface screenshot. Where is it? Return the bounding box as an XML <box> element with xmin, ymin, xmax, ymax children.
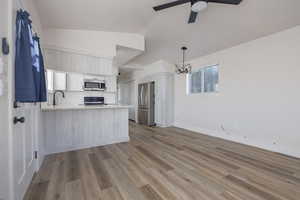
<box><xmin>204</xmin><ymin>65</ymin><xmax>219</xmax><ymax>93</ymax></box>
<box><xmin>46</xmin><ymin>69</ymin><xmax>54</xmax><ymax>91</ymax></box>
<box><xmin>187</xmin><ymin>64</ymin><xmax>219</xmax><ymax>94</ymax></box>
<box><xmin>187</xmin><ymin>70</ymin><xmax>202</xmax><ymax>93</ymax></box>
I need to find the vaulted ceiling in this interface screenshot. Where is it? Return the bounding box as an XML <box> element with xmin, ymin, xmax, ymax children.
<box><xmin>35</xmin><ymin>0</ymin><xmax>300</xmax><ymax>66</ymax></box>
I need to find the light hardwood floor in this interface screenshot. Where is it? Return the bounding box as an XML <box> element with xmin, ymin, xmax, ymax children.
<box><xmin>24</xmin><ymin>122</ymin><xmax>300</xmax><ymax>200</ymax></box>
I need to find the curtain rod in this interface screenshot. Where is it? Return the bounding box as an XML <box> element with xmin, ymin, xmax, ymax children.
<box><xmin>16</xmin><ymin>0</ymin><xmax>38</xmax><ymax>34</ymax></box>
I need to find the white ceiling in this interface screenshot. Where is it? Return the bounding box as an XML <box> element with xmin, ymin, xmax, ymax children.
<box><xmin>34</xmin><ymin>0</ymin><xmax>157</xmax><ymax>33</ymax></box>
<box><xmin>114</xmin><ymin>46</ymin><xmax>143</xmax><ymax>68</ymax></box>
<box><xmin>35</xmin><ymin>0</ymin><xmax>300</xmax><ymax>65</ymax></box>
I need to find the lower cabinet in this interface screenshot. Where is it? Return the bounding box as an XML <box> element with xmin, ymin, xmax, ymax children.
<box><xmin>43</xmin><ymin>108</ymin><xmax>129</xmax><ymax>154</ymax></box>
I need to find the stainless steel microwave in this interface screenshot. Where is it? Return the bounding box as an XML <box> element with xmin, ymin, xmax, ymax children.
<box><xmin>83</xmin><ymin>79</ymin><xmax>106</xmax><ymax>91</ymax></box>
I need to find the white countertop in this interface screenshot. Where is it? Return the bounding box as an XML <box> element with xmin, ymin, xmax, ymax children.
<box><xmin>41</xmin><ymin>104</ymin><xmax>133</xmax><ymax>111</ymax></box>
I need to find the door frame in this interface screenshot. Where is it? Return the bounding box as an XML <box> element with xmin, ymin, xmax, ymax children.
<box><xmin>0</xmin><ymin>0</ymin><xmax>12</xmax><ymax>199</ymax></box>
<box><xmin>7</xmin><ymin>0</ymin><xmax>15</xmax><ymax>198</ymax></box>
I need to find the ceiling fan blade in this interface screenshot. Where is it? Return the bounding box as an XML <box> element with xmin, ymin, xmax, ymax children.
<box><xmin>206</xmin><ymin>0</ymin><xmax>243</xmax><ymax>5</ymax></box>
<box><xmin>188</xmin><ymin>11</ymin><xmax>198</xmax><ymax>23</ymax></box>
<box><xmin>153</xmin><ymin>0</ymin><xmax>191</xmax><ymax>11</ymax></box>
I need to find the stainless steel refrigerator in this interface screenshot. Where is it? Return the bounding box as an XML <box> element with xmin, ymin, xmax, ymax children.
<box><xmin>138</xmin><ymin>82</ymin><xmax>155</xmax><ymax>126</ymax></box>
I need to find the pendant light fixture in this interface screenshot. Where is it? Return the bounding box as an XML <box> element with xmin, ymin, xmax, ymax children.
<box><xmin>175</xmin><ymin>46</ymin><xmax>192</xmax><ymax>74</ymax></box>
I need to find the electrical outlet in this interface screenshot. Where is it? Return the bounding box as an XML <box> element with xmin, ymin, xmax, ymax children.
<box><xmin>221</xmin><ymin>125</ymin><xmax>230</xmax><ymax>135</ymax></box>
<box><xmin>221</xmin><ymin>125</ymin><xmax>225</xmax><ymax>131</ymax></box>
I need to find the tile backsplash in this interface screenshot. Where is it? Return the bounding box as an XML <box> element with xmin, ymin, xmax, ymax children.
<box><xmin>45</xmin><ymin>91</ymin><xmax>116</xmax><ymax>106</ymax></box>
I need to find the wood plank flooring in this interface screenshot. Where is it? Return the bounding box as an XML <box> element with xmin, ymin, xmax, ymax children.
<box><xmin>24</xmin><ymin>122</ymin><xmax>300</xmax><ymax>200</ymax></box>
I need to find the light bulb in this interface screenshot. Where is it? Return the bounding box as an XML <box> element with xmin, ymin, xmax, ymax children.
<box><xmin>191</xmin><ymin>1</ymin><xmax>208</xmax><ymax>12</ymax></box>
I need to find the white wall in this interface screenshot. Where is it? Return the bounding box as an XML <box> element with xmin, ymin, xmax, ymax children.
<box><xmin>174</xmin><ymin>26</ymin><xmax>300</xmax><ymax>158</ymax></box>
<box><xmin>0</xmin><ymin>0</ymin><xmax>10</xmax><ymax>199</ymax></box>
<box><xmin>43</xmin><ymin>29</ymin><xmax>145</xmax><ymax>58</ymax></box>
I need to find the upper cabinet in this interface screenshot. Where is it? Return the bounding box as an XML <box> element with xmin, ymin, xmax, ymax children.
<box><xmin>46</xmin><ymin>69</ymin><xmax>117</xmax><ymax>94</ymax></box>
<box><xmin>43</xmin><ymin>48</ymin><xmax>114</xmax><ymax>76</ymax></box>
<box><xmin>105</xmin><ymin>76</ymin><xmax>117</xmax><ymax>93</ymax></box>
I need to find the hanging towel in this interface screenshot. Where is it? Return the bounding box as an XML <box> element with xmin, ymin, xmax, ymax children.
<box><xmin>15</xmin><ymin>10</ymin><xmax>47</xmax><ymax>102</ymax></box>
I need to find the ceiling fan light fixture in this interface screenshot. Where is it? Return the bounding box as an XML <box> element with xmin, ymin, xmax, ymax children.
<box><xmin>191</xmin><ymin>1</ymin><xmax>208</xmax><ymax>12</ymax></box>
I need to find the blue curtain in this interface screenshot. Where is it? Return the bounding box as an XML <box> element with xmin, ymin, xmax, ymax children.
<box><xmin>15</xmin><ymin>10</ymin><xmax>47</xmax><ymax>102</ymax></box>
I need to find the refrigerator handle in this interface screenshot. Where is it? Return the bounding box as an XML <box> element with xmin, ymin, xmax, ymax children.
<box><xmin>140</xmin><ymin>86</ymin><xmax>144</xmax><ymax>106</ymax></box>
<box><xmin>138</xmin><ymin>87</ymin><xmax>140</xmax><ymax>105</ymax></box>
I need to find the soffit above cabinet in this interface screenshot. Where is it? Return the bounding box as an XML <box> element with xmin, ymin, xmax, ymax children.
<box><xmin>43</xmin><ymin>48</ymin><xmax>117</xmax><ymax>76</ymax></box>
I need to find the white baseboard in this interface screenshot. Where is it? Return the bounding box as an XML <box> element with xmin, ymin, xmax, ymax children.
<box><xmin>173</xmin><ymin>122</ymin><xmax>300</xmax><ymax>159</ymax></box>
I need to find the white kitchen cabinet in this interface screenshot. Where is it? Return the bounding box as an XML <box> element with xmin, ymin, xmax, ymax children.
<box><xmin>44</xmin><ymin>48</ymin><xmax>114</xmax><ymax>76</ymax></box>
<box><xmin>42</xmin><ymin>107</ymin><xmax>129</xmax><ymax>154</ymax></box>
<box><xmin>105</xmin><ymin>76</ymin><xmax>117</xmax><ymax>92</ymax></box>
<box><xmin>84</xmin><ymin>74</ymin><xmax>104</xmax><ymax>81</ymax></box>
<box><xmin>67</xmin><ymin>73</ymin><xmax>84</xmax><ymax>91</ymax></box>
<box><xmin>44</xmin><ymin>49</ymin><xmax>59</xmax><ymax>70</ymax></box>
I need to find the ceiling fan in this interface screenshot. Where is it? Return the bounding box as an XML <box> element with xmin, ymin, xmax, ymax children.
<box><xmin>153</xmin><ymin>0</ymin><xmax>243</xmax><ymax>24</ymax></box>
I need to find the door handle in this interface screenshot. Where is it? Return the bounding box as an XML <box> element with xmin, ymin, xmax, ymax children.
<box><xmin>13</xmin><ymin>117</ymin><xmax>25</xmax><ymax>124</ymax></box>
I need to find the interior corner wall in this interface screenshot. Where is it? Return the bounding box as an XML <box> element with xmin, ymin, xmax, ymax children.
<box><xmin>174</xmin><ymin>26</ymin><xmax>300</xmax><ymax>158</ymax></box>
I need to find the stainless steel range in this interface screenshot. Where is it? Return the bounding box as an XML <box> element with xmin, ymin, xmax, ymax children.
<box><xmin>84</xmin><ymin>97</ymin><xmax>105</xmax><ymax>105</ymax></box>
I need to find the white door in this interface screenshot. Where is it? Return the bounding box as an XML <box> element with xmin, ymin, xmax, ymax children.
<box><xmin>12</xmin><ymin>105</ymin><xmax>37</xmax><ymax>200</ymax></box>
<box><xmin>9</xmin><ymin>2</ymin><xmax>37</xmax><ymax>200</ymax></box>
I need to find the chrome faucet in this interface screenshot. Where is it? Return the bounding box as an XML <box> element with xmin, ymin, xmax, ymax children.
<box><xmin>53</xmin><ymin>90</ymin><xmax>65</xmax><ymax>106</ymax></box>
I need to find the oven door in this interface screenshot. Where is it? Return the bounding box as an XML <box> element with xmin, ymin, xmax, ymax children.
<box><xmin>84</xmin><ymin>97</ymin><xmax>105</xmax><ymax>105</ymax></box>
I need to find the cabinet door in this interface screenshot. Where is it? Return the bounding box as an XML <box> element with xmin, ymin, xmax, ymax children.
<box><xmin>67</xmin><ymin>73</ymin><xmax>84</xmax><ymax>91</ymax></box>
<box><xmin>54</xmin><ymin>71</ymin><xmax>67</xmax><ymax>91</ymax></box>
<box><xmin>105</xmin><ymin>76</ymin><xmax>117</xmax><ymax>92</ymax></box>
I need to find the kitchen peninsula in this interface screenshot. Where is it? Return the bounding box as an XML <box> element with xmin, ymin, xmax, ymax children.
<box><xmin>40</xmin><ymin>46</ymin><xmax>133</xmax><ymax>154</ymax></box>
<box><xmin>42</xmin><ymin>104</ymin><xmax>131</xmax><ymax>154</ymax></box>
